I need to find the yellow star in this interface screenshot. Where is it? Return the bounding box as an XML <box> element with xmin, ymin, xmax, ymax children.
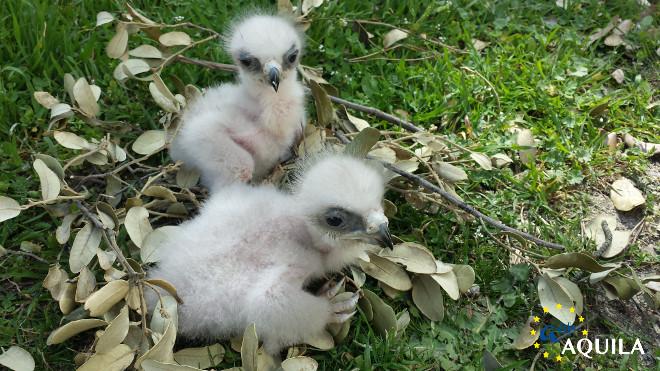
<box><xmin>530</xmin><ymin>329</ymin><xmax>536</xmax><ymax>335</ymax></box>
<box><xmin>570</xmin><ymin>307</ymin><xmax>575</xmax><ymax>313</ymax></box>
<box><xmin>543</xmin><ymin>352</ymin><xmax>549</xmax><ymax>358</ymax></box>
<box><xmin>582</xmin><ymin>329</ymin><xmax>588</xmax><ymax>336</ymax></box>
<box><xmin>543</xmin><ymin>307</ymin><xmax>549</xmax><ymax>313</ymax></box>
<box><xmin>579</xmin><ymin>316</ymin><xmax>584</xmax><ymax>322</ymax></box>
<box><xmin>556</xmin><ymin>303</ymin><xmax>562</xmax><ymax>309</ymax></box>
<box><xmin>534</xmin><ymin>342</ymin><xmax>540</xmax><ymax>348</ymax></box>
<box><xmin>556</xmin><ymin>355</ymin><xmax>562</xmax><ymax>361</ymax></box>
<box><xmin>534</xmin><ymin>316</ymin><xmax>540</xmax><ymax>322</ymax></box>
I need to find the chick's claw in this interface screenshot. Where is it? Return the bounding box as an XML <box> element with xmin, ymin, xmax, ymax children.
<box><xmin>329</xmin><ymin>310</ymin><xmax>357</xmax><ymax>324</ymax></box>
<box><xmin>316</xmin><ymin>276</ymin><xmax>345</xmax><ymax>298</ymax></box>
<box><xmin>331</xmin><ymin>292</ymin><xmax>360</xmax><ymax>313</ymax></box>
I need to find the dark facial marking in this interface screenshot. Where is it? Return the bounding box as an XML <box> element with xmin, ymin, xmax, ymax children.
<box><xmin>238</xmin><ymin>52</ymin><xmax>261</xmax><ymax>73</ymax></box>
<box><xmin>320</xmin><ymin>208</ymin><xmax>364</xmax><ymax>232</ymax></box>
<box><xmin>283</xmin><ymin>47</ymin><xmax>299</xmax><ymax>69</ymax></box>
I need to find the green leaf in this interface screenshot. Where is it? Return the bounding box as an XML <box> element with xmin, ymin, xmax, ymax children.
<box><xmin>309</xmin><ymin>80</ymin><xmax>334</xmax><ymax>127</ymax></box>
<box><xmin>343</xmin><ymin>127</ymin><xmax>380</xmax><ymax>158</ymax></box>
<box><xmin>546</xmin><ymin>252</ymin><xmax>611</xmax><ymax>272</ymax></box>
<box><xmin>362</xmin><ymin>289</ymin><xmax>397</xmax><ymax>338</ymax></box>
<box><xmin>482</xmin><ymin>350</ymin><xmax>502</xmax><ymax>371</ymax></box>
<box><xmin>601</xmin><ymin>276</ymin><xmax>640</xmax><ymax>300</ymax></box>
<box><xmin>35</xmin><ymin>153</ymin><xmax>64</xmax><ymax>181</ymax></box>
<box><xmin>359</xmin><ymin>253</ymin><xmax>412</xmax><ymax>291</ymax></box>
<box><xmin>379</xmin><ymin>242</ymin><xmax>436</xmax><ymax>274</ymax></box>
<box><xmin>449</xmin><ymin>264</ymin><xmax>475</xmax><ymax>294</ymax></box>
<box><xmin>538</xmin><ymin>273</ymin><xmax>576</xmax><ymax>324</ymax></box>
<box><xmin>411</xmin><ymin>274</ymin><xmax>444</xmax><ymax>321</ymax></box>
<box><xmin>512</xmin><ymin>315</ymin><xmax>540</xmax><ymax>349</ymax></box>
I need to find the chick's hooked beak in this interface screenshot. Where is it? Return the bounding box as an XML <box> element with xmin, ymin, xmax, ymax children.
<box><xmin>264</xmin><ymin>61</ymin><xmax>281</xmax><ymax>92</ymax></box>
<box><xmin>358</xmin><ymin>212</ymin><xmax>394</xmax><ymax>250</ymax></box>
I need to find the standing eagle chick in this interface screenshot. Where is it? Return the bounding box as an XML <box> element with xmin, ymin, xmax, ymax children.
<box><xmin>170</xmin><ymin>14</ymin><xmax>306</xmax><ymax>191</ymax></box>
<box><xmin>147</xmin><ymin>153</ymin><xmax>393</xmax><ymax>355</ymax></box>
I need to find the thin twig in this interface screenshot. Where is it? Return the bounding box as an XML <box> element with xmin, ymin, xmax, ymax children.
<box><xmin>460</xmin><ymin>66</ymin><xmax>501</xmax><ymax>112</ymax></box>
<box><xmin>478</xmin><ymin>218</ymin><xmax>548</xmax><ymax>261</ymax></box>
<box><xmin>158</xmin><ymin>35</ymin><xmax>218</xmax><ymax>72</ymax></box>
<box><xmin>2</xmin><ymin>249</ymin><xmax>49</xmax><ymax>263</ymax></box>
<box><xmin>346</xmin><ymin>52</ymin><xmax>444</xmax><ymax>63</ymax></box>
<box><xmin>354</xmin><ymin>19</ymin><xmax>464</xmax><ymax>53</ymax></box>
<box><xmin>163</xmin><ymin>22</ymin><xmax>224</xmax><ymax>40</ymax></box>
<box><xmin>174</xmin><ymin>56</ymin><xmax>425</xmax><ymax>133</ymax></box>
<box><xmin>80</xmin><ymin>144</ymin><xmax>170</xmax><ymax>179</ymax></box>
<box><xmin>345</xmin><ymin>44</ymin><xmax>427</xmax><ymax>62</ymax></box>
<box><xmin>73</xmin><ymin>199</ymin><xmax>138</xmax><ymax>280</ymax></box>
<box><xmin>335</xmin><ymin>131</ymin><xmax>565</xmax><ymax>250</ymax></box>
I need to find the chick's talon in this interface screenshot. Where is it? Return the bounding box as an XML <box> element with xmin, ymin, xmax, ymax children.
<box><xmin>316</xmin><ymin>276</ymin><xmax>345</xmax><ymax>298</ymax></box>
<box><xmin>329</xmin><ymin>310</ymin><xmax>357</xmax><ymax>324</ymax></box>
<box><xmin>331</xmin><ymin>292</ymin><xmax>360</xmax><ymax>313</ymax></box>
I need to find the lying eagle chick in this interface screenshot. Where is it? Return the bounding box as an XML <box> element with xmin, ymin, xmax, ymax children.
<box><xmin>147</xmin><ymin>153</ymin><xmax>393</xmax><ymax>355</ymax></box>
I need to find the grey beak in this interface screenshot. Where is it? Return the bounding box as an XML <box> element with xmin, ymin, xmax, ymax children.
<box><xmin>376</xmin><ymin>222</ymin><xmax>394</xmax><ymax>250</ymax></box>
<box><xmin>268</xmin><ymin>67</ymin><xmax>280</xmax><ymax>92</ymax></box>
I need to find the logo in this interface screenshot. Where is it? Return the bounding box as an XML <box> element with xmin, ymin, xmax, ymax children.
<box><xmin>531</xmin><ymin>303</ymin><xmax>646</xmax><ymax>362</ymax></box>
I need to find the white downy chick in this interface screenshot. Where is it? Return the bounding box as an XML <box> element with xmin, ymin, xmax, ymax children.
<box><xmin>170</xmin><ymin>13</ymin><xmax>306</xmax><ymax>191</ymax></box>
<box><xmin>146</xmin><ymin>153</ymin><xmax>393</xmax><ymax>355</ymax></box>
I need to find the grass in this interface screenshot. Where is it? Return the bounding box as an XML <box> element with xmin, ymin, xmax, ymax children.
<box><xmin>1</xmin><ymin>0</ymin><xmax>659</xmax><ymax>370</ymax></box>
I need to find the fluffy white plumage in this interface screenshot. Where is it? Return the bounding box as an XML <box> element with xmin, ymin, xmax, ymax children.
<box><xmin>146</xmin><ymin>153</ymin><xmax>393</xmax><ymax>355</ymax></box>
<box><xmin>170</xmin><ymin>14</ymin><xmax>306</xmax><ymax>191</ymax></box>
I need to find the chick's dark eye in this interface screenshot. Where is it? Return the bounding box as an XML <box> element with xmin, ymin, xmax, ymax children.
<box><xmin>326</xmin><ymin>216</ymin><xmax>343</xmax><ymax>227</ymax></box>
<box><xmin>240</xmin><ymin>58</ymin><xmax>252</xmax><ymax>67</ymax></box>
<box><xmin>288</xmin><ymin>51</ymin><xmax>298</xmax><ymax>64</ymax></box>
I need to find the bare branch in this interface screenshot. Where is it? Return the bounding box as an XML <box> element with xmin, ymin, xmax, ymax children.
<box><xmin>173</xmin><ymin>56</ymin><xmax>425</xmax><ymax>133</ymax></box>
<box><xmin>335</xmin><ymin>131</ymin><xmax>566</xmax><ymax>251</ymax></box>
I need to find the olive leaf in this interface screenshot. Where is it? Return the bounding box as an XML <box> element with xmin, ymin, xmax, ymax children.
<box><xmin>173</xmin><ymin>344</ymin><xmax>224</xmax><ymax>369</ymax></box>
<box><xmin>378</xmin><ymin>242</ymin><xmax>436</xmax><ymax>274</ymax></box>
<box><xmin>84</xmin><ymin>279</ymin><xmax>130</xmax><ymax>317</ymax></box>
<box><xmin>281</xmin><ymin>356</ymin><xmax>318</xmax><ymax>371</ymax></box>
<box><xmin>0</xmin><ymin>346</ymin><xmax>35</xmax><ymax>371</ymax></box>
<box><xmin>47</xmin><ymin>318</ymin><xmax>108</xmax><ymax>345</ymax></box>
<box><xmin>512</xmin><ymin>315</ymin><xmax>540</xmax><ymax>349</ymax></box>
<box><xmin>69</xmin><ymin>223</ymin><xmax>103</xmax><ymax>274</ymax></box>
<box><xmin>95</xmin><ymin>305</ymin><xmax>130</xmax><ymax>354</ymax></box>
<box><xmin>359</xmin><ymin>253</ymin><xmax>412</xmax><ymax>291</ymax></box>
<box><xmin>159</xmin><ymin>32</ymin><xmax>192</xmax><ymax>46</ymax></box>
<box><xmin>133</xmin><ymin>130</ymin><xmax>166</xmax><ymax>155</ymax></box>
<box><xmin>125</xmin><ymin>206</ymin><xmax>153</xmax><ymax>248</ymax></box>
<box><xmin>538</xmin><ymin>273</ymin><xmax>576</xmax><ymax>325</ymax></box>
<box><xmin>107</xmin><ymin>24</ymin><xmax>129</xmax><ymax>59</ymax></box>
<box><xmin>135</xmin><ymin>319</ymin><xmax>177</xmax><ymax>369</ymax></box>
<box><xmin>33</xmin><ymin>158</ymin><xmax>61</xmax><ymax>200</ymax></box>
<box><xmin>411</xmin><ymin>274</ymin><xmax>444</xmax><ymax>321</ymax></box>
<box><xmin>0</xmin><ymin>196</ymin><xmax>21</xmax><ymax>223</ymax></box>
<box><xmin>362</xmin><ymin>289</ymin><xmax>397</xmax><ymax>338</ymax></box>
<box><xmin>78</xmin><ymin>344</ymin><xmax>134</xmax><ymax>371</ymax></box>
<box><xmin>240</xmin><ymin>323</ymin><xmax>258</xmax><ymax>371</ymax></box>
